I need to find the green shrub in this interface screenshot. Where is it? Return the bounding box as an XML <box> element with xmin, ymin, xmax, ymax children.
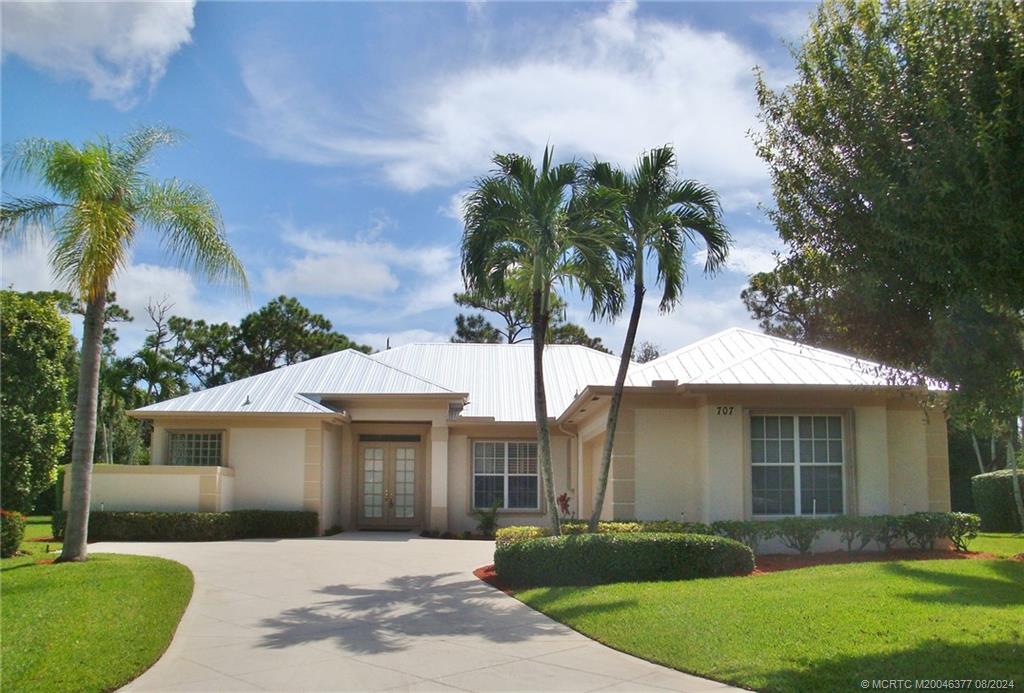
<box><xmin>495</xmin><ymin>532</ymin><xmax>755</xmax><ymax>586</ymax></box>
<box><xmin>946</xmin><ymin>512</ymin><xmax>981</xmax><ymax>552</ymax></box>
<box><xmin>495</xmin><ymin>525</ymin><xmax>550</xmax><ymax>547</ymax></box>
<box><xmin>1</xmin><ymin>510</ymin><xmax>26</xmax><ymax>558</ymax></box>
<box><xmin>769</xmin><ymin>517</ymin><xmax>826</xmax><ymax>555</ymax></box>
<box><xmin>971</xmin><ymin>470</ymin><xmax>1024</xmax><ymax>532</ymax></box>
<box><xmin>867</xmin><ymin>514</ymin><xmax>903</xmax><ymax>551</ymax></box>
<box><xmin>711</xmin><ymin>520</ymin><xmax>767</xmax><ymax>552</ymax></box>
<box><xmin>51</xmin><ymin>510</ymin><xmax>318</xmax><ymax>542</ymax></box>
<box><xmin>899</xmin><ymin>512</ymin><xmax>950</xmax><ymax>550</ymax></box>
<box><xmin>829</xmin><ymin>515</ymin><xmax>873</xmax><ymax>553</ymax></box>
<box><xmin>471</xmin><ymin>499</ymin><xmax>501</xmax><ymax>538</ymax></box>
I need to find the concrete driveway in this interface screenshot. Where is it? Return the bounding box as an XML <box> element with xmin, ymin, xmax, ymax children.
<box><xmin>98</xmin><ymin>534</ymin><xmax>739</xmax><ymax>692</ymax></box>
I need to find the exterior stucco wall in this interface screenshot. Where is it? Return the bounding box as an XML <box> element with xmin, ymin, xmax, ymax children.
<box><xmin>229</xmin><ymin>427</ymin><xmax>307</xmax><ymax>511</ymax></box>
<box><xmin>886</xmin><ymin>407</ymin><xmax>931</xmax><ymax>514</ymax></box>
<box><xmin>321</xmin><ymin>422</ymin><xmax>344</xmax><ymax>530</ymax></box>
<box><xmin>634</xmin><ymin>407</ymin><xmax>702</xmax><ymax>522</ymax></box>
<box><xmin>64</xmin><ymin>464</ymin><xmax>234</xmax><ymax>512</ymax></box>
<box><xmin>446</xmin><ymin>424</ymin><xmax>573</xmax><ymax>534</ymax></box>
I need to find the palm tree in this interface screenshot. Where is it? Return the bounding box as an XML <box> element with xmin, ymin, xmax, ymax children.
<box><xmin>1</xmin><ymin>127</ymin><xmax>247</xmax><ymax>561</ymax></box>
<box><xmin>586</xmin><ymin>146</ymin><xmax>730</xmax><ymax>531</ymax></box>
<box><xmin>462</xmin><ymin>148</ymin><xmax>624</xmax><ymax>532</ymax></box>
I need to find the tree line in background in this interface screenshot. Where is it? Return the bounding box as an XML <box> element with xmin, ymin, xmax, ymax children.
<box><xmin>0</xmin><ymin>290</ymin><xmax>370</xmax><ymax>514</ymax></box>
<box><xmin>741</xmin><ymin>0</ymin><xmax>1023</xmax><ymax>522</ymax></box>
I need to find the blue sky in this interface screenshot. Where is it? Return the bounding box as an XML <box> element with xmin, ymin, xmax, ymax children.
<box><xmin>1</xmin><ymin>1</ymin><xmax>813</xmax><ymax>355</ymax></box>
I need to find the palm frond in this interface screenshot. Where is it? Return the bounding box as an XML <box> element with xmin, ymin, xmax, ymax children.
<box><xmin>0</xmin><ymin>196</ymin><xmax>68</xmax><ymax>238</ymax></box>
<box><xmin>50</xmin><ymin>200</ymin><xmax>134</xmax><ymax>300</ymax></box>
<box><xmin>136</xmin><ymin>179</ymin><xmax>248</xmax><ymax>292</ymax></box>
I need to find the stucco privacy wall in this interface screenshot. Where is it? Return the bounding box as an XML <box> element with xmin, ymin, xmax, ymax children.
<box><xmin>447</xmin><ymin>426</ymin><xmax>573</xmax><ymax>534</ymax></box>
<box><xmin>64</xmin><ymin>464</ymin><xmax>235</xmax><ymax>512</ymax></box>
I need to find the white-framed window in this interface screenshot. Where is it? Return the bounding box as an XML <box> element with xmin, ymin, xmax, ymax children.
<box><xmin>750</xmin><ymin>415</ymin><xmax>844</xmax><ymax>516</ymax></box>
<box><xmin>472</xmin><ymin>440</ymin><xmax>539</xmax><ymax>510</ymax></box>
<box><xmin>168</xmin><ymin>431</ymin><xmax>223</xmax><ymax>467</ymax></box>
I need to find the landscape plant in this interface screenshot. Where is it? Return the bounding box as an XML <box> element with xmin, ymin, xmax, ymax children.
<box><xmin>462</xmin><ymin>147</ymin><xmax>624</xmax><ymax>532</ymax></box>
<box><xmin>0</xmin><ymin>510</ymin><xmax>26</xmax><ymax>558</ymax></box>
<box><xmin>586</xmin><ymin>146</ymin><xmax>729</xmax><ymax>531</ymax></box>
<box><xmin>1</xmin><ymin>126</ymin><xmax>248</xmax><ymax>561</ymax></box>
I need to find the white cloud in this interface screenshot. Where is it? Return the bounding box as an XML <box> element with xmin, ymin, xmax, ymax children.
<box><xmin>694</xmin><ymin>229</ymin><xmax>782</xmax><ymax>276</ymax></box>
<box><xmin>439</xmin><ymin>188</ymin><xmax>473</xmax><ymax>224</ymax></box>
<box><xmin>238</xmin><ymin>2</ymin><xmax>776</xmax><ymax>208</ymax></box>
<box><xmin>1</xmin><ymin>237</ymin><xmax>246</xmax><ymax>352</ymax></box>
<box><xmin>262</xmin><ymin>221</ymin><xmax>458</xmax><ymax>303</ymax></box>
<box><xmin>1</xmin><ymin>1</ymin><xmax>196</xmax><ymax>108</ymax></box>
<box><xmin>753</xmin><ymin>5</ymin><xmax>816</xmax><ymax>45</ymax></box>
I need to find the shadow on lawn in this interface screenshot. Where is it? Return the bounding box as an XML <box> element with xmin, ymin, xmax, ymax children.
<box><xmin>880</xmin><ymin>560</ymin><xmax>1024</xmax><ymax>607</ymax></box>
<box><xmin>257</xmin><ymin>571</ymin><xmax>635</xmax><ymax>656</ymax></box>
<box><xmin>736</xmin><ymin>641</ymin><xmax>1024</xmax><ymax>693</ymax></box>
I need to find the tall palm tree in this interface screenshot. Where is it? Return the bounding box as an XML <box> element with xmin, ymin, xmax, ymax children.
<box><xmin>586</xmin><ymin>146</ymin><xmax>730</xmax><ymax>531</ymax></box>
<box><xmin>1</xmin><ymin>127</ymin><xmax>247</xmax><ymax>561</ymax></box>
<box><xmin>462</xmin><ymin>148</ymin><xmax>624</xmax><ymax>532</ymax></box>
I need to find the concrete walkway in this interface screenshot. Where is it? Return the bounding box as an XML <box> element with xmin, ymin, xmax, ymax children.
<box><xmin>98</xmin><ymin>534</ymin><xmax>741</xmax><ymax>692</ymax></box>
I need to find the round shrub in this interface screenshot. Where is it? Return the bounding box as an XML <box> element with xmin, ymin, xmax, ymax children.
<box><xmin>972</xmin><ymin>470</ymin><xmax>1024</xmax><ymax>531</ymax></box>
<box><xmin>494</xmin><ymin>532</ymin><xmax>755</xmax><ymax>586</ymax></box>
<box><xmin>1</xmin><ymin>509</ymin><xmax>26</xmax><ymax>558</ymax></box>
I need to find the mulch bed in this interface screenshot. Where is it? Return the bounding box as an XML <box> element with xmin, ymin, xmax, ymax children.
<box><xmin>474</xmin><ymin>549</ymin><xmax>1019</xmax><ymax>591</ymax></box>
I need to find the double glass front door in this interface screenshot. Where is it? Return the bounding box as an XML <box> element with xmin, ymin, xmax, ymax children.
<box><xmin>359</xmin><ymin>442</ymin><xmax>419</xmax><ymax>528</ymax></box>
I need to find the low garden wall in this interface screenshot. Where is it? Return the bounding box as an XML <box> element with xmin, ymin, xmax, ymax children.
<box><xmin>61</xmin><ymin>464</ymin><xmax>235</xmax><ymax>513</ymax></box>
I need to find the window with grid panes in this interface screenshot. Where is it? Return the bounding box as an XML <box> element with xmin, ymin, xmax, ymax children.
<box><xmin>750</xmin><ymin>415</ymin><xmax>844</xmax><ymax>515</ymax></box>
<box><xmin>168</xmin><ymin>432</ymin><xmax>223</xmax><ymax>466</ymax></box>
<box><xmin>472</xmin><ymin>441</ymin><xmax>539</xmax><ymax>509</ymax></box>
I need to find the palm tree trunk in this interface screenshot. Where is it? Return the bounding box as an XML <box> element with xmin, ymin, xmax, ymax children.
<box><xmin>589</xmin><ymin>278</ymin><xmax>645</xmax><ymax>531</ymax></box>
<box><xmin>1009</xmin><ymin>390</ymin><xmax>1024</xmax><ymax>532</ymax></box>
<box><xmin>531</xmin><ymin>287</ymin><xmax>560</xmax><ymax>534</ymax></box>
<box><xmin>57</xmin><ymin>291</ymin><xmax>106</xmax><ymax>562</ymax></box>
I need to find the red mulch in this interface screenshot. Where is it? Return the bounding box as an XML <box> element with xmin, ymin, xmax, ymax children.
<box><xmin>474</xmin><ymin>550</ymin><xmax>1018</xmax><ymax>590</ymax></box>
<box><xmin>35</xmin><ymin>559</ymin><xmax>55</xmax><ymax>565</ymax></box>
<box><xmin>28</xmin><ymin>536</ymin><xmax>56</xmax><ymax>543</ymax></box>
<box><xmin>750</xmin><ymin>549</ymin><xmax>1007</xmax><ymax>574</ymax></box>
<box><xmin>474</xmin><ymin>564</ymin><xmax>515</xmax><ymax>595</ymax></box>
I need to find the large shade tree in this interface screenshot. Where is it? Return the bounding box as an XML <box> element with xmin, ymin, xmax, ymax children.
<box><xmin>462</xmin><ymin>148</ymin><xmax>624</xmax><ymax>532</ymax></box>
<box><xmin>1</xmin><ymin>127</ymin><xmax>248</xmax><ymax>560</ymax></box>
<box><xmin>751</xmin><ymin>0</ymin><xmax>1024</xmax><ymax>527</ymax></box>
<box><xmin>586</xmin><ymin>146</ymin><xmax>729</xmax><ymax>530</ymax></box>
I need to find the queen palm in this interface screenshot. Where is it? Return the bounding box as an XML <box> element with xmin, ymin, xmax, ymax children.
<box><xmin>586</xmin><ymin>146</ymin><xmax>730</xmax><ymax>531</ymax></box>
<box><xmin>462</xmin><ymin>148</ymin><xmax>624</xmax><ymax>532</ymax></box>
<box><xmin>1</xmin><ymin>127</ymin><xmax>247</xmax><ymax>561</ymax></box>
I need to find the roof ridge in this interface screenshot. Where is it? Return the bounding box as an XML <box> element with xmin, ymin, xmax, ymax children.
<box><xmin>346</xmin><ymin>349</ymin><xmax>456</xmax><ymax>393</ymax></box>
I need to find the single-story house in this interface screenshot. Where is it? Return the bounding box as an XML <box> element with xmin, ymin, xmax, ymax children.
<box><xmin>76</xmin><ymin>328</ymin><xmax>950</xmax><ymax>536</ymax></box>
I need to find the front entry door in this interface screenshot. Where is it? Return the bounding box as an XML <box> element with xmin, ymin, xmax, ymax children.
<box><xmin>358</xmin><ymin>442</ymin><xmax>420</xmax><ymax>528</ymax></box>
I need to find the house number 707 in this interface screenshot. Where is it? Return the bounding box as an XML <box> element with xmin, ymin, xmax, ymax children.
<box><xmin>716</xmin><ymin>406</ymin><xmax>735</xmax><ymax>416</ymax></box>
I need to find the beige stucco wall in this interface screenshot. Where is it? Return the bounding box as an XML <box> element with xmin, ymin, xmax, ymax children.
<box><xmin>574</xmin><ymin>389</ymin><xmax>950</xmax><ymax>529</ymax></box>
<box><xmin>446</xmin><ymin>424</ymin><xmax>573</xmax><ymax>534</ymax></box>
<box><xmin>228</xmin><ymin>427</ymin><xmax>306</xmax><ymax>511</ymax></box>
<box><xmin>634</xmin><ymin>407</ymin><xmax>702</xmax><ymax>522</ymax></box>
<box><xmin>321</xmin><ymin>422</ymin><xmax>344</xmax><ymax>530</ymax></box>
<box><xmin>64</xmin><ymin>464</ymin><xmax>234</xmax><ymax>512</ymax></box>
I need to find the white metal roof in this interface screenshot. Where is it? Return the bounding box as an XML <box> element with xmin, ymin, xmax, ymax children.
<box><xmin>135</xmin><ymin>328</ymin><xmax>933</xmax><ymax>420</ymax></box>
<box><xmin>370</xmin><ymin>343</ymin><xmax>625</xmax><ymax>422</ymax></box>
<box><xmin>134</xmin><ymin>349</ymin><xmax>457</xmax><ymax>415</ymax></box>
<box><xmin>633</xmin><ymin>328</ymin><xmax>914</xmax><ymax>387</ymax></box>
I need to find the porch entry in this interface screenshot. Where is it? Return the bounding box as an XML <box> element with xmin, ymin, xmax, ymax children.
<box><xmin>357</xmin><ymin>434</ymin><xmax>423</xmax><ymax>529</ymax></box>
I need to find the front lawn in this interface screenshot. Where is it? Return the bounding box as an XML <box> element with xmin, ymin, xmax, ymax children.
<box><xmin>2</xmin><ymin>517</ymin><xmax>193</xmax><ymax>693</ymax></box>
<box><xmin>517</xmin><ymin>559</ymin><xmax>1024</xmax><ymax>693</ymax></box>
<box><xmin>969</xmin><ymin>532</ymin><xmax>1024</xmax><ymax>557</ymax></box>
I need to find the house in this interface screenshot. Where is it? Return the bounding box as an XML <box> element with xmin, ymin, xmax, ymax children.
<box><xmin>74</xmin><ymin>328</ymin><xmax>951</xmax><ymax>536</ymax></box>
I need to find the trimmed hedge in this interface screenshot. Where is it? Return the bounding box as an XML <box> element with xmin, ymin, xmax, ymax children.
<box><xmin>51</xmin><ymin>510</ymin><xmax>319</xmax><ymax>542</ymax></box>
<box><xmin>495</xmin><ymin>532</ymin><xmax>754</xmax><ymax>586</ymax></box>
<box><xmin>495</xmin><ymin>512</ymin><xmax>981</xmax><ymax>554</ymax></box>
<box><xmin>972</xmin><ymin>469</ymin><xmax>1024</xmax><ymax>532</ymax></box>
<box><xmin>1</xmin><ymin>510</ymin><xmax>26</xmax><ymax>558</ymax></box>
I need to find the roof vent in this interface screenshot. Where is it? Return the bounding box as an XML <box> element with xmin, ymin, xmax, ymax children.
<box><xmin>243</xmin><ymin>395</ymin><xmax>252</xmax><ymax>406</ymax></box>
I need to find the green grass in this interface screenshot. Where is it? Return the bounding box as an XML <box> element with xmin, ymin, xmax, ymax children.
<box><xmin>518</xmin><ymin>560</ymin><xmax>1024</xmax><ymax>693</ymax></box>
<box><xmin>2</xmin><ymin>517</ymin><xmax>194</xmax><ymax>693</ymax></box>
<box><xmin>969</xmin><ymin>531</ymin><xmax>1024</xmax><ymax>557</ymax></box>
